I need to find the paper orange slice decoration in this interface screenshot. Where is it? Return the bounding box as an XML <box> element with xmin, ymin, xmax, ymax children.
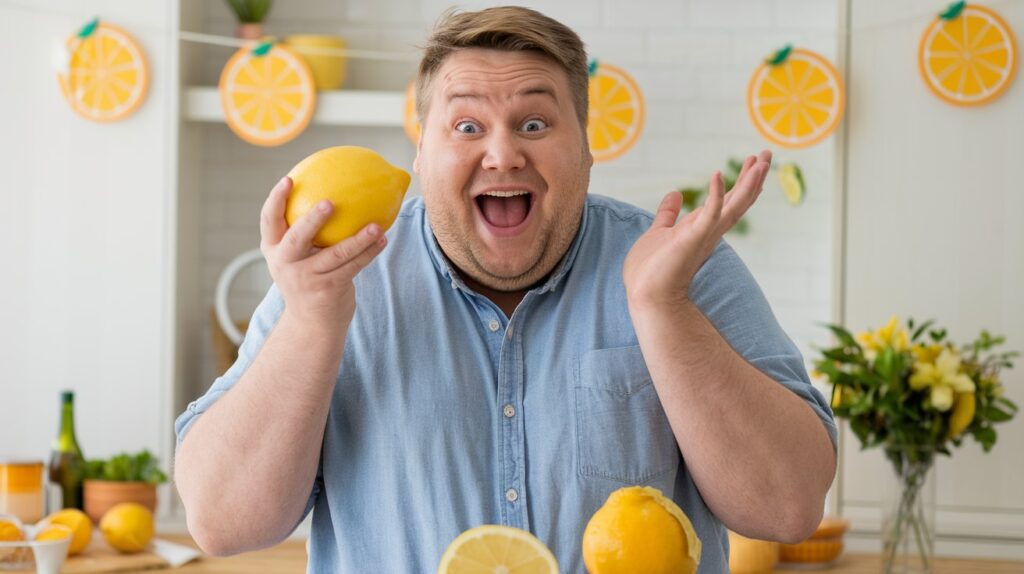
<box><xmin>747</xmin><ymin>47</ymin><xmax>844</xmax><ymax>149</ymax></box>
<box><xmin>919</xmin><ymin>4</ymin><xmax>1017</xmax><ymax>107</ymax></box>
<box><xmin>58</xmin><ymin>22</ymin><xmax>149</xmax><ymax>122</ymax></box>
<box><xmin>403</xmin><ymin>81</ymin><xmax>420</xmax><ymax>145</ymax></box>
<box><xmin>219</xmin><ymin>44</ymin><xmax>316</xmax><ymax>146</ymax></box>
<box><xmin>587</xmin><ymin>62</ymin><xmax>644</xmax><ymax>162</ymax></box>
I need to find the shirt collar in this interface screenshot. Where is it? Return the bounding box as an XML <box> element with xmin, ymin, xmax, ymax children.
<box><xmin>421</xmin><ymin>198</ymin><xmax>590</xmax><ymax>295</ymax></box>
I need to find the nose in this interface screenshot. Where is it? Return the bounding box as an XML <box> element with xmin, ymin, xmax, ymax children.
<box><xmin>481</xmin><ymin>128</ymin><xmax>526</xmax><ymax>172</ymax></box>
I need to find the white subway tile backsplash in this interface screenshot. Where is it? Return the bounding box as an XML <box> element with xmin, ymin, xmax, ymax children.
<box><xmin>690</xmin><ymin>0</ymin><xmax>774</xmax><ymax>30</ymax></box>
<box><xmin>649</xmin><ymin>31</ymin><xmax>733</xmax><ymax>68</ymax></box>
<box><xmin>605</xmin><ymin>0</ymin><xmax>687</xmax><ymax>29</ymax></box>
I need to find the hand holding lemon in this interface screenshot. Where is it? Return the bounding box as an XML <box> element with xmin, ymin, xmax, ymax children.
<box><xmin>261</xmin><ymin>146</ymin><xmax>410</xmax><ymax>327</ymax></box>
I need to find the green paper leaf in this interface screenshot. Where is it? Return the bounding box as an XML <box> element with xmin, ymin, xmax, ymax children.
<box><xmin>767</xmin><ymin>44</ymin><xmax>792</xmax><ymax>66</ymax></box>
<box><xmin>252</xmin><ymin>41</ymin><xmax>273</xmax><ymax>57</ymax></box>
<box><xmin>587</xmin><ymin>59</ymin><xmax>598</xmax><ymax>77</ymax></box>
<box><xmin>939</xmin><ymin>1</ymin><xmax>966</xmax><ymax>20</ymax></box>
<box><xmin>78</xmin><ymin>17</ymin><xmax>99</xmax><ymax>39</ymax></box>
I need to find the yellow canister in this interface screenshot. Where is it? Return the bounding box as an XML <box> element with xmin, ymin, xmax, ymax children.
<box><xmin>284</xmin><ymin>35</ymin><xmax>348</xmax><ymax>90</ymax></box>
<box><xmin>0</xmin><ymin>460</ymin><xmax>44</xmax><ymax>523</ymax></box>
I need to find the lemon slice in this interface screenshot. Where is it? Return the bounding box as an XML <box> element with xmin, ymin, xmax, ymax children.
<box><xmin>918</xmin><ymin>4</ymin><xmax>1017</xmax><ymax>106</ymax></box>
<box><xmin>437</xmin><ymin>525</ymin><xmax>558</xmax><ymax>574</ymax></box>
<box><xmin>587</xmin><ymin>62</ymin><xmax>645</xmax><ymax>162</ymax></box>
<box><xmin>403</xmin><ymin>81</ymin><xmax>421</xmax><ymax>145</ymax></box>
<box><xmin>58</xmin><ymin>22</ymin><xmax>149</xmax><ymax>122</ymax></box>
<box><xmin>219</xmin><ymin>43</ymin><xmax>316</xmax><ymax>147</ymax></box>
<box><xmin>747</xmin><ymin>47</ymin><xmax>844</xmax><ymax>148</ymax></box>
<box><xmin>778</xmin><ymin>163</ymin><xmax>805</xmax><ymax>205</ymax></box>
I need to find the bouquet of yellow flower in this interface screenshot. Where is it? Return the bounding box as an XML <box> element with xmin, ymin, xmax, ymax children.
<box><xmin>814</xmin><ymin>316</ymin><xmax>1017</xmax><ymax>572</ymax></box>
<box><xmin>816</xmin><ymin>316</ymin><xmax>1017</xmax><ymax>454</ymax></box>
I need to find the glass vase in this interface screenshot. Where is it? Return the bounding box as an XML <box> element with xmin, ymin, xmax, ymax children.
<box><xmin>880</xmin><ymin>446</ymin><xmax>936</xmax><ymax>574</ymax></box>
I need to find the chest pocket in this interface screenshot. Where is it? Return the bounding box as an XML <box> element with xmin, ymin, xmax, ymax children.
<box><xmin>574</xmin><ymin>345</ymin><xmax>680</xmax><ymax>484</ymax></box>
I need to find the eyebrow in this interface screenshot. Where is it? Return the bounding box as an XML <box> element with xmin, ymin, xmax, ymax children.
<box><xmin>446</xmin><ymin>85</ymin><xmax>559</xmax><ymax>104</ymax></box>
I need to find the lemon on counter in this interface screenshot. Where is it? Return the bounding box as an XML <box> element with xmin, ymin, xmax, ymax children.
<box><xmin>285</xmin><ymin>146</ymin><xmax>411</xmax><ymax>247</ymax></box>
<box><xmin>34</xmin><ymin>524</ymin><xmax>73</xmax><ymax>543</ymax></box>
<box><xmin>99</xmin><ymin>503</ymin><xmax>153</xmax><ymax>554</ymax></box>
<box><xmin>42</xmin><ymin>508</ymin><xmax>92</xmax><ymax>555</ymax></box>
<box><xmin>582</xmin><ymin>486</ymin><xmax>701</xmax><ymax>574</ymax></box>
<box><xmin>437</xmin><ymin>524</ymin><xmax>558</xmax><ymax>574</ymax></box>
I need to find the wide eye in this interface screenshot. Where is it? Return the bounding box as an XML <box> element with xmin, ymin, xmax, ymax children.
<box><xmin>520</xmin><ymin>118</ymin><xmax>548</xmax><ymax>132</ymax></box>
<box><xmin>455</xmin><ymin>121</ymin><xmax>481</xmax><ymax>134</ymax></box>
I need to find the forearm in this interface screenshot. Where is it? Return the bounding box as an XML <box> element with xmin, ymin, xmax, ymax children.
<box><xmin>630</xmin><ymin>299</ymin><xmax>835</xmax><ymax>542</ymax></box>
<box><xmin>175</xmin><ymin>310</ymin><xmax>345</xmax><ymax>555</ymax></box>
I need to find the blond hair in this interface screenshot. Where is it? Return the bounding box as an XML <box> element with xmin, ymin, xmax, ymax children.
<box><xmin>415</xmin><ymin>6</ymin><xmax>589</xmax><ymax>129</ymax></box>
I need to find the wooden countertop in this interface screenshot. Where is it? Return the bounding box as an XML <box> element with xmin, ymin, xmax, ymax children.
<box><xmin>163</xmin><ymin>536</ymin><xmax>1024</xmax><ymax>573</ymax></box>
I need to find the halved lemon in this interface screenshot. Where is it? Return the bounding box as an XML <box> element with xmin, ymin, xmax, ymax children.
<box><xmin>587</xmin><ymin>63</ymin><xmax>645</xmax><ymax>162</ymax></box>
<box><xmin>747</xmin><ymin>48</ymin><xmax>844</xmax><ymax>148</ymax></box>
<box><xmin>58</xmin><ymin>22</ymin><xmax>149</xmax><ymax>122</ymax></box>
<box><xmin>403</xmin><ymin>81</ymin><xmax>421</xmax><ymax>145</ymax></box>
<box><xmin>437</xmin><ymin>525</ymin><xmax>558</xmax><ymax>574</ymax></box>
<box><xmin>219</xmin><ymin>43</ymin><xmax>316</xmax><ymax>147</ymax></box>
<box><xmin>918</xmin><ymin>4</ymin><xmax>1017</xmax><ymax>107</ymax></box>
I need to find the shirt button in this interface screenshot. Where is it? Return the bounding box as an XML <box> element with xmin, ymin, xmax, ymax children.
<box><xmin>506</xmin><ymin>325</ymin><xmax>514</xmax><ymax>338</ymax></box>
<box><xmin>488</xmin><ymin>319</ymin><xmax>500</xmax><ymax>332</ymax></box>
<box><xmin>505</xmin><ymin>488</ymin><xmax>519</xmax><ymax>503</ymax></box>
<box><xmin>503</xmin><ymin>404</ymin><xmax>515</xmax><ymax>418</ymax></box>
<box><xmin>450</xmin><ymin>280</ymin><xmax>458</xmax><ymax>289</ymax></box>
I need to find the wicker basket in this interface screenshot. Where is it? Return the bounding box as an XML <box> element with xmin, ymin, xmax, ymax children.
<box><xmin>779</xmin><ymin>517</ymin><xmax>849</xmax><ymax>565</ymax></box>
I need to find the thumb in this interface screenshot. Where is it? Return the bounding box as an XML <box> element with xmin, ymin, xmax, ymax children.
<box><xmin>651</xmin><ymin>191</ymin><xmax>683</xmax><ymax>229</ymax></box>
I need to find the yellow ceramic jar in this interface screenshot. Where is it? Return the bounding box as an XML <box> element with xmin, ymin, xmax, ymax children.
<box><xmin>284</xmin><ymin>35</ymin><xmax>347</xmax><ymax>90</ymax></box>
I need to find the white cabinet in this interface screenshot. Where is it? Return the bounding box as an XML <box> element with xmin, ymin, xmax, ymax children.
<box><xmin>837</xmin><ymin>0</ymin><xmax>1024</xmax><ymax>558</ymax></box>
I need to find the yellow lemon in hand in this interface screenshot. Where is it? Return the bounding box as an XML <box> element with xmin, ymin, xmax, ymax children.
<box><xmin>99</xmin><ymin>503</ymin><xmax>154</xmax><ymax>554</ymax></box>
<box><xmin>43</xmin><ymin>508</ymin><xmax>92</xmax><ymax>555</ymax></box>
<box><xmin>583</xmin><ymin>486</ymin><xmax>702</xmax><ymax>574</ymax></box>
<box><xmin>286</xmin><ymin>146</ymin><xmax>411</xmax><ymax>247</ymax></box>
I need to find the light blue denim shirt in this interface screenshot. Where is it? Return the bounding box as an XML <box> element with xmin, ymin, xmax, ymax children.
<box><xmin>176</xmin><ymin>194</ymin><xmax>837</xmax><ymax>573</ymax></box>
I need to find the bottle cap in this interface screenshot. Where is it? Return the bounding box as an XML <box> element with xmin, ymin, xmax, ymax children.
<box><xmin>61</xmin><ymin>391</ymin><xmax>74</xmax><ymax>402</ymax></box>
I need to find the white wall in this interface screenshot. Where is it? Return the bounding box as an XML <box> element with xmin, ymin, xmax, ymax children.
<box><xmin>183</xmin><ymin>0</ymin><xmax>840</xmax><ymax>408</ymax></box>
<box><xmin>839</xmin><ymin>0</ymin><xmax>1024</xmax><ymax>558</ymax></box>
<box><xmin>0</xmin><ymin>0</ymin><xmax>177</xmax><ymax>496</ymax></box>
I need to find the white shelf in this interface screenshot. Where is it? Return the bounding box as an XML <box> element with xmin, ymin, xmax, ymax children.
<box><xmin>182</xmin><ymin>87</ymin><xmax>405</xmax><ymax>127</ymax></box>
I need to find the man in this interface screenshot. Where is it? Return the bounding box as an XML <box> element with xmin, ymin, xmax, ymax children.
<box><xmin>175</xmin><ymin>6</ymin><xmax>837</xmax><ymax>573</ymax></box>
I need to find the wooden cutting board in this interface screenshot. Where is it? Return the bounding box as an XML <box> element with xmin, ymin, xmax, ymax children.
<box><xmin>60</xmin><ymin>536</ymin><xmax>200</xmax><ymax>573</ymax></box>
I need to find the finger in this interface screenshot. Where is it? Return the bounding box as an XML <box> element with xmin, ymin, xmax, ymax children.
<box><xmin>260</xmin><ymin>177</ymin><xmax>293</xmax><ymax>247</ymax></box>
<box><xmin>280</xmin><ymin>200</ymin><xmax>334</xmax><ymax>262</ymax></box>
<box><xmin>733</xmin><ymin>155</ymin><xmax>757</xmax><ymax>189</ymax></box>
<box><xmin>651</xmin><ymin>191</ymin><xmax>683</xmax><ymax>229</ymax></box>
<box><xmin>754</xmin><ymin>149</ymin><xmax>773</xmax><ymax>191</ymax></box>
<box><xmin>311</xmin><ymin>223</ymin><xmax>384</xmax><ymax>274</ymax></box>
<box><xmin>697</xmin><ymin>171</ymin><xmax>725</xmax><ymax>231</ymax></box>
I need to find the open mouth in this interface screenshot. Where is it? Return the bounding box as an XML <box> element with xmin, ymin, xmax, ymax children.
<box><xmin>474</xmin><ymin>189</ymin><xmax>535</xmax><ymax>235</ymax></box>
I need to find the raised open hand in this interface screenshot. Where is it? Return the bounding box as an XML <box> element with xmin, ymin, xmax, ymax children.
<box><xmin>624</xmin><ymin>150</ymin><xmax>772</xmax><ymax>310</ymax></box>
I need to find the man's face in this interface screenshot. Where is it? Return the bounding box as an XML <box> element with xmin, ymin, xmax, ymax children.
<box><xmin>414</xmin><ymin>48</ymin><xmax>593</xmax><ymax>292</ymax></box>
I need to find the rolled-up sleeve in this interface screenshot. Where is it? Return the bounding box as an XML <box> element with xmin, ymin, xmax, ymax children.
<box><xmin>174</xmin><ymin>284</ymin><xmax>286</xmax><ymax>444</ymax></box>
<box><xmin>690</xmin><ymin>240</ymin><xmax>838</xmax><ymax>450</ymax></box>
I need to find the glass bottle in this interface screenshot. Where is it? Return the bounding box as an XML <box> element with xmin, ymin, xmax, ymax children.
<box><xmin>47</xmin><ymin>391</ymin><xmax>86</xmax><ymax>511</ymax></box>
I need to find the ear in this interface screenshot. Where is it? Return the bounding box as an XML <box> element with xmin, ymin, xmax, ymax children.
<box><xmin>413</xmin><ymin>137</ymin><xmax>422</xmax><ymax>174</ymax></box>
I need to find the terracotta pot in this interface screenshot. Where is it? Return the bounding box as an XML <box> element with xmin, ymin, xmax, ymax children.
<box><xmin>237</xmin><ymin>23</ymin><xmax>264</xmax><ymax>40</ymax></box>
<box><xmin>82</xmin><ymin>480</ymin><xmax>156</xmax><ymax>524</ymax></box>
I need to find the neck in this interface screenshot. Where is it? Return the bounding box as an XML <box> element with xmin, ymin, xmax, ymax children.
<box><xmin>461</xmin><ymin>275</ymin><xmax>527</xmax><ymax>319</ymax></box>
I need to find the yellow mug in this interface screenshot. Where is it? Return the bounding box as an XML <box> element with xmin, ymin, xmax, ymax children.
<box><xmin>284</xmin><ymin>35</ymin><xmax>347</xmax><ymax>91</ymax></box>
